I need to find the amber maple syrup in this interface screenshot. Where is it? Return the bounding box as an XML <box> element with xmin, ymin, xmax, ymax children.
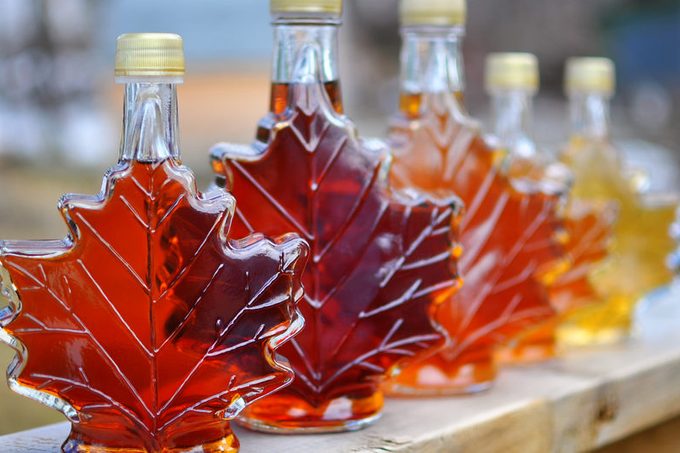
<box><xmin>484</xmin><ymin>53</ymin><xmax>615</xmax><ymax>363</ymax></box>
<box><xmin>389</xmin><ymin>94</ymin><xmax>565</xmax><ymax>392</ymax></box>
<box><xmin>385</xmin><ymin>2</ymin><xmax>567</xmax><ymax>395</ymax></box>
<box><xmin>0</xmin><ymin>34</ymin><xmax>308</xmax><ymax>452</ymax></box>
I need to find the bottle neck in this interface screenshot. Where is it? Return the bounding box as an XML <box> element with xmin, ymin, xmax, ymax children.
<box><xmin>491</xmin><ymin>88</ymin><xmax>537</xmax><ymax>158</ymax></box>
<box><xmin>119</xmin><ymin>79</ymin><xmax>181</xmax><ymax>163</ymax></box>
<box><xmin>270</xmin><ymin>14</ymin><xmax>342</xmax><ymax>114</ymax></box>
<box><xmin>569</xmin><ymin>92</ymin><xmax>611</xmax><ymax>142</ymax></box>
<box><xmin>399</xmin><ymin>25</ymin><xmax>465</xmax><ymax>116</ymax></box>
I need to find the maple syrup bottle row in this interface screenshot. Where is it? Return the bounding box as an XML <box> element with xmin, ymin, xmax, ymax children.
<box><xmin>484</xmin><ymin>53</ymin><xmax>615</xmax><ymax>365</ymax></box>
<box><xmin>484</xmin><ymin>51</ymin><xmax>675</xmax><ymax>349</ymax></box>
<box><xmin>0</xmin><ymin>0</ymin><xmax>676</xmax><ymax>452</ymax></box>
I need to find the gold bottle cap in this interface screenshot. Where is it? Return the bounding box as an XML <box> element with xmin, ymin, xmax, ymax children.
<box><xmin>485</xmin><ymin>52</ymin><xmax>539</xmax><ymax>92</ymax></box>
<box><xmin>115</xmin><ymin>33</ymin><xmax>185</xmax><ymax>78</ymax></box>
<box><xmin>400</xmin><ymin>0</ymin><xmax>467</xmax><ymax>27</ymax></box>
<box><xmin>271</xmin><ymin>0</ymin><xmax>343</xmax><ymax>15</ymax></box>
<box><xmin>565</xmin><ymin>57</ymin><xmax>615</xmax><ymax>95</ymax></box>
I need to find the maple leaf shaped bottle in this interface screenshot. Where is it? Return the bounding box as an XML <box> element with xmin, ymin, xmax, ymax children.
<box><xmin>385</xmin><ymin>0</ymin><xmax>568</xmax><ymax>395</ymax></box>
<box><xmin>210</xmin><ymin>0</ymin><xmax>462</xmax><ymax>433</ymax></box>
<box><xmin>0</xmin><ymin>34</ymin><xmax>309</xmax><ymax>453</ymax></box>
<box><xmin>483</xmin><ymin>53</ymin><xmax>617</xmax><ymax>363</ymax></box>
<box><xmin>637</xmin><ymin>211</ymin><xmax>680</xmax><ymax>323</ymax></box>
<box><xmin>557</xmin><ymin>58</ymin><xmax>678</xmax><ymax>345</ymax></box>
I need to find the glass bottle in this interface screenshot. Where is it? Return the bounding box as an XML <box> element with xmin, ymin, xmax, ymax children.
<box><xmin>637</xmin><ymin>211</ymin><xmax>680</xmax><ymax>329</ymax></box>
<box><xmin>558</xmin><ymin>57</ymin><xmax>677</xmax><ymax>345</ymax></box>
<box><xmin>0</xmin><ymin>34</ymin><xmax>309</xmax><ymax>452</ymax></box>
<box><xmin>485</xmin><ymin>53</ymin><xmax>615</xmax><ymax>363</ymax></box>
<box><xmin>211</xmin><ymin>0</ymin><xmax>462</xmax><ymax>432</ymax></box>
<box><xmin>385</xmin><ymin>0</ymin><xmax>567</xmax><ymax>395</ymax></box>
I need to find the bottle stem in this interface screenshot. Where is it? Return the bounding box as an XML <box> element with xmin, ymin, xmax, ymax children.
<box><xmin>119</xmin><ymin>81</ymin><xmax>181</xmax><ymax>163</ymax></box>
<box><xmin>400</xmin><ymin>25</ymin><xmax>465</xmax><ymax>97</ymax></box>
<box><xmin>491</xmin><ymin>89</ymin><xmax>536</xmax><ymax>159</ymax></box>
<box><xmin>569</xmin><ymin>93</ymin><xmax>611</xmax><ymax>142</ymax></box>
<box><xmin>271</xmin><ymin>14</ymin><xmax>342</xmax><ymax>114</ymax></box>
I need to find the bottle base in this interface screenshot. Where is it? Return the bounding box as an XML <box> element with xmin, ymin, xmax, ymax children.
<box><xmin>385</xmin><ymin>356</ymin><xmax>497</xmax><ymax>397</ymax></box>
<box><xmin>497</xmin><ymin>340</ymin><xmax>556</xmax><ymax>365</ymax></box>
<box><xmin>558</xmin><ymin>325</ymin><xmax>629</xmax><ymax>347</ymax></box>
<box><xmin>237</xmin><ymin>412</ymin><xmax>381</xmax><ymax>434</ymax></box>
<box><xmin>558</xmin><ymin>294</ymin><xmax>635</xmax><ymax>347</ymax></box>
<box><xmin>237</xmin><ymin>392</ymin><xmax>384</xmax><ymax>434</ymax></box>
<box><xmin>386</xmin><ymin>379</ymin><xmax>494</xmax><ymax>397</ymax></box>
<box><xmin>497</xmin><ymin>320</ymin><xmax>558</xmax><ymax>365</ymax></box>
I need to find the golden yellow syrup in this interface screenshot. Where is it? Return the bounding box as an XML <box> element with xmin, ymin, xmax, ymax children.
<box><xmin>557</xmin><ymin>136</ymin><xmax>677</xmax><ymax>345</ymax></box>
<box><xmin>498</xmin><ymin>137</ymin><xmax>618</xmax><ymax>361</ymax></box>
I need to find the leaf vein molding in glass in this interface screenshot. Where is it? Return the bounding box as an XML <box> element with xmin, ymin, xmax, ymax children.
<box><xmin>483</xmin><ymin>52</ymin><xmax>617</xmax><ymax>363</ymax></box>
<box><xmin>385</xmin><ymin>16</ymin><xmax>567</xmax><ymax>395</ymax></box>
<box><xmin>210</xmin><ymin>6</ymin><xmax>462</xmax><ymax>432</ymax></box>
<box><xmin>557</xmin><ymin>57</ymin><xmax>678</xmax><ymax>345</ymax></box>
<box><xmin>0</xmin><ymin>33</ymin><xmax>309</xmax><ymax>453</ymax></box>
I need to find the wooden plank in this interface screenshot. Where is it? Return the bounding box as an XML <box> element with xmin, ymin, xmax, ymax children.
<box><xmin>1</xmin><ymin>288</ymin><xmax>679</xmax><ymax>452</ymax></box>
<box><xmin>596</xmin><ymin>416</ymin><xmax>680</xmax><ymax>453</ymax></box>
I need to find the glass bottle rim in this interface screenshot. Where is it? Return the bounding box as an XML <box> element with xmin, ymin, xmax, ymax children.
<box><xmin>115</xmin><ymin>75</ymin><xmax>184</xmax><ymax>85</ymax></box>
<box><xmin>272</xmin><ymin>11</ymin><xmax>341</xmax><ymax>26</ymax></box>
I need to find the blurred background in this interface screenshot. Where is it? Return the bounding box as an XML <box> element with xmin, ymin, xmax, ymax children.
<box><xmin>0</xmin><ymin>0</ymin><xmax>679</xmax><ymax>443</ymax></box>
